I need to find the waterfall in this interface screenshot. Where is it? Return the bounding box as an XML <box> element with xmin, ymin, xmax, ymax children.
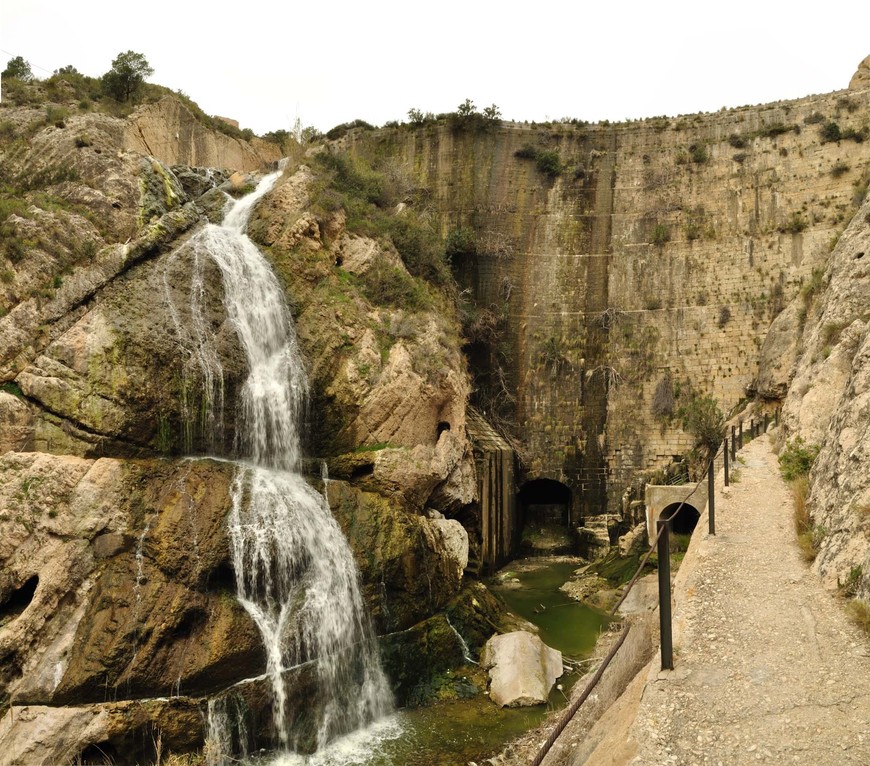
<box><xmin>175</xmin><ymin>168</ymin><xmax>393</xmax><ymax>758</ymax></box>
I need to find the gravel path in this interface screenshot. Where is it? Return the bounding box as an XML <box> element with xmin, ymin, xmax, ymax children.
<box><xmin>624</xmin><ymin>435</ymin><xmax>870</xmax><ymax>765</ymax></box>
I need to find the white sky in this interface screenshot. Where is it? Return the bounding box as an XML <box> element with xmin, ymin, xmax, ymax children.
<box><xmin>2</xmin><ymin>1</ymin><xmax>869</xmax><ymax>135</ymax></box>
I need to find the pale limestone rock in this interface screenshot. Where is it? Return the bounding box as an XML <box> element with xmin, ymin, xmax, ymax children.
<box><xmin>339</xmin><ymin>234</ymin><xmax>404</xmax><ymax>275</ymax></box>
<box><xmin>125</xmin><ymin>96</ymin><xmax>281</xmax><ymax>171</ymax></box>
<box><xmin>430</xmin><ymin>517</ymin><xmax>469</xmax><ymax>578</ymax></box>
<box><xmin>849</xmin><ymin>54</ymin><xmax>870</xmax><ymax>90</ymax></box>
<box><xmin>782</xmin><ymin>193</ymin><xmax>870</xmax><ymax>595</ymax></box>
<box><xmin>618</xmin><ymin>522</ymin><xmax>648</xmax><ymax>556</ymax></box>
<box><xmin>752</xmin><ymin>300</ymin><xmax>803</xmax><ymax>399</ymax></box>
<box><xmin>0</xmin><ymin>392</ymin><xmax>33</xmax><ymax>453</ymax></box>
<box><xmin>481</xmin><ymin>631</ymin><xmax>563</xmax><ymax>707</ymax></box>
<box><xmin>0</xmin><ymin>699</ymin><xmax>203</xmax><ymax>765</ymax></box>
<box><xmin>247</xmin><ymin>165</ymin><xmax>322</xmax><ymax>251</ymax></box>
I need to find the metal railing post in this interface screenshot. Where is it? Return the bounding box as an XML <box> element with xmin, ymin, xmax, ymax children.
<box><xmin>723</xmin><ymin>438</ymin><xmax>729</xmax><ymax>487</ymax></box>
<box><xmin>730</xmin><ymin>425</ymin><xmax>736</xmax><ymax>462</ymax></box>
<box><xmin>657</xmin><ymin>519</ymin><xmax>673</xmax><ymax>670</ymax></box>
<box><xmin>738</xmin><ymin>419</ymin><xmax>743</xmax><ymax>449</ymax></box>
<box><xmin>708</xmin><ymin>458</ymin><xmax>716</xmax><ymax>535</ymax></box>
<box><xmin>763</xmin><ymin>413</ymin><xmax>769</xmax><ymax>433</ymax></box>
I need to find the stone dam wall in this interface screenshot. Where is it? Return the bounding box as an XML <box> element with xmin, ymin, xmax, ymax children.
<box><xmin>346</xmin><ymin>84</ymin><xmax>870</xmax><ymax>520</ymax></box>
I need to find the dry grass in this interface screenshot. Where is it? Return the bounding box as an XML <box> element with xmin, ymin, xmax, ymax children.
<box><xmin>846</xmin><ymin>599</ymin><xmax>870</xmax><ymax>637</ymax></box>
<box><xmin>790</xmin><ymin>476</ymin><xmax>818</xmax><ymax>561</ymax></box>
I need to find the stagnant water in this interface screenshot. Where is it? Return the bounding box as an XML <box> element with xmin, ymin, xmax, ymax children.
<box><xmin>169</xmin><ymin>170</ymin><xmax>393</xmax><ymax>762</ymax></box>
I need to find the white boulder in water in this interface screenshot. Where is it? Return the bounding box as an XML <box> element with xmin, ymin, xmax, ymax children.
<box><xmin>480</xmin><ymin>630</ymin><xmax>563</xmax><ymax>707</ymax></box>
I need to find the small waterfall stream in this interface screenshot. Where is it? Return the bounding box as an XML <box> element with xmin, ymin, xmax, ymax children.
<box><xmin>170</xmin><ymin>169</ymin><xmax>393</xmax><ymax>761</ymax></box>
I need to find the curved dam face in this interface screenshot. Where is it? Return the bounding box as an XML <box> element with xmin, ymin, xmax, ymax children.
<box><xmin>344</xmin><ymin>86</ymin><xmax>870</xmax><ymax>520</ymax></box>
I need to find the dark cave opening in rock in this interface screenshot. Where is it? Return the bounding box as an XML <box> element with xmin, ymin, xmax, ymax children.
<box><xmin>518</xmin><ymin>479</ymin><xmax>573</xmax><ymax>555</ymax></box>
<box><xmin>0</xmin><ymin>574</ymin><xmax>39</xmax><ymax>625</ymax></box>
<box><xmin>661</xmin><ymin>502</ymin><xmax>701</xmax><ymax>536</ymax></box>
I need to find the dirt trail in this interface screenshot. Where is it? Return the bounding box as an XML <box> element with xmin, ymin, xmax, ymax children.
<box><xmin>580</xmin><ymin>434</ymin><xmax>870</xmax><ymax>765</ymax></box>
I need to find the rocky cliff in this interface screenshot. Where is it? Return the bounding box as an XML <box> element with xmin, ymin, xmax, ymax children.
<box><xmin>0</xmin><ymin>86</ymin><xmax>487</xmax><ymax>763</ymax></box>
<box><xmin>775</xmin><ymin>190</ymin><xmax>870</xmax><ymax>602</ymax></box>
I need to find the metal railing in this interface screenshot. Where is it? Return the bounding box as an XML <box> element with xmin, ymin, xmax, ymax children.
<box><xmin>528</xmin><ymin>405</ymin><xmax>781</xmax><ymax>765</ymax></box>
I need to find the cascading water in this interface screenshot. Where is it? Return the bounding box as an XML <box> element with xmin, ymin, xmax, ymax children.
<box><xmin>169</xmin><ymin>168</ymin><xmax>393</xmax><ymax>760</ymax></box>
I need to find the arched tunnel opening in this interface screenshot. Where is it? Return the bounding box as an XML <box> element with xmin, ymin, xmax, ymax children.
<box><xmin>518</xmin><ymin>479</ymin><xmax>573</xmax><ymax>555</ymax></box>
<box><xmin>660</xmin><ymin>502</ymin><xmax>701</xmax><ymax>552</ymax></box>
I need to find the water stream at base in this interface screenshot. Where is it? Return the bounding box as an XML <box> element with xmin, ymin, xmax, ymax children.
<box><xmin>169</xmin><ymin>169</ymin><xmax>393</xmax><ymax>762</ymax></box>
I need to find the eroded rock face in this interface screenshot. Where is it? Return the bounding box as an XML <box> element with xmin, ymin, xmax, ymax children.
<box><xmin>779</xmin><ymin>194</ymin><xmax>870</xmax><ymax>597</ymax></box>
<box><xmin>0</xmin><ymin>90</ymin><xmax>494</xmax><ymax>760</ymax></box>
<box><xmin>752</xmin><ymin>300</ymin><xmax>804</xmax><ymax>400</ymax></box>
<box><xmin>250</xmin><ymin>165</ymin><xmax>477</xmax><ymax>515</ymax></box>
<box><xmin>0</xmin><ymin>698</ymin><xmax>204</xmax><ymax>766</ymax></box>
<box><xmin>849</xmin><ymin>53</ymin><xmax>870</xmax><ymax>90</ymax></box>
<box><xmin>480</xmin><ymin>631</ymin><xmax>563</xmax><ymax>707</ymax></box>
<box><xmin>326</xmin><ymin>479</ymin><xmax>464</xmax><ymax>633</ymax></box>
<box><xmin>0</xmin><ymin>453</ymin><xmax>263</xmax><ymax>711</ymax></box>
<box><xmin>125</xmin><ymin>97</ymin><xmax>282</xmax><ymax>172</ymax></box>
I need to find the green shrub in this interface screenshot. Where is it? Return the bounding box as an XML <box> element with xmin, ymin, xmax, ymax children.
<box><xmin>360</xmin><ymin>260</ymin><xmax>431</xmax><ymax>311</ymax></box>
<box><xmin>820</xmin><ymin>122</ymin><xmax>841</xmax><ymax>143</ymax></box>
<box><xmin>514</xmin><ymin>145</ymin><xmax>562</xmax><ymax>177</ymax></box>
<box><xmin>677</xmin><ymin>393</ymin><xmax>724</xmax><ymax>451</ymax></box>
<box><xmin>445</xmin><ymin>227</ymin><xmax>478</xmax><ymax>258</ymax></box>
<box><xmin>780</xmin><ymin>212</ymin><xmax>808</xmax><ymax>234</ymax></box>
<box><xmin>756</xmin><ymin>123</ymin><xmax>797</xmax><ymax>139</ymax></box>
<box><xmin>842</xmin><ymin>126</ymin><xmax>869</xmax><ymax>144</ymax></box>
<box><xmin>688</xmin><ymin>143</ymin><xmax>709</xmax><ymax>163</ymax></box>
<box><xmin>325</xmin><ymin>119</ymin><xmax>376</xmax><ymax>141</ymax></box>
<box><xmin>831</xmin><ymin>161</ymin><xmax>851</xmax><ymax>178</ymax></box>
<box><xmin>45</xmin><ymin>106</ymin><xmax>69</xmax><ymax>128</ymax></box>
<box><xmin>534</xmin><ymin>150</ymin><xmax>561</xmax><ymax>177</ymax></box>
<box><xmin>651</xmin><ymin>223</ymin><xmax>670</xmax><ymax>245</ymax></box>
<box><xmin>778</xmin><ymin>436</ymin><xmax>820</xmax><ymax>481</ymax></box>
<box><xmin>728</xmin><ymin>134</ymin><xmax>747</xmax><ymax>149</ymax></box>
<box><xmin>314</xmin><ymin>150</ymin><xmax>387</xmax><ymax>209</ymax></box>
<box><xmin>0</xmin><ymin>381</ymin><xmax>24</xmax><ymax>398</ymax></box>
<box><xmin>846</xmin><ymin>599</ymin><xmax>870</xmax><ymax>636</ymax></box>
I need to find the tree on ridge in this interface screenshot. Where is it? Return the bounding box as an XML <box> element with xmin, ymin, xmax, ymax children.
<box><xmin>101</xmin><ymin>51</ymin><xmax>154</xmax><ymax>102</ymax></box>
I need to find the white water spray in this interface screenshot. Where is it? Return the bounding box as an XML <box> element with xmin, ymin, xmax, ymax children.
<box><xmin>173</xmin><ymin>169</ymin><xmax>393</xmax><ymax>757</ymax></box>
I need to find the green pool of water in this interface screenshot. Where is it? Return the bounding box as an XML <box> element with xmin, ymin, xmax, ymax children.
<box><xmin>271</xmin><ymin>558</ymin><xmax>611</xmax><ymax>766</ymax></box>
<box><xmin>492</xmin><ymin>559</ymin><xmax>613</xmax><ymax>659</ymax></box>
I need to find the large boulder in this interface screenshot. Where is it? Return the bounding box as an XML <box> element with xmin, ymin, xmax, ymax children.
<box><xmin>326</xmin><ymin>479</ymin><xmax>464</xmax><ymax>633</ymax></box>
<box><xmin>480</xmin><ymin>631</ymin><xmax>563</xmax><ymax>707</ymax></box>
<box><xmin>0</xmin><ymin>453</ymin><xmax>263</xmax><ymax>710</ymax></box>
<box><xmin>751</xmin><ymin>300</ymin><xmax>803</xmax><ymax>400</ymax></box>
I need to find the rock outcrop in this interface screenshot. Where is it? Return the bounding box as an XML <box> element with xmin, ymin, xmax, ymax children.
<box><xmin>480</xmin><ymin>630</ymin><xmax>563</xmax><ymax>707</ymax></box>
<box><xmin>850</xmin><ymin>54</ymin><xmax>870</xmax><ymax>90</ymax></box>
<box><xmin>0</xmin><ymin>83</ymin><xmax>491</xmax><ymax>762</ymax></box>
<box><xmin>0</xmin><ymin>453</ymin><xmax>262</xmax><ymax>711</ymax></box>
<box><xmin>125</xmin><ymin>96</ymin><xmax>281</xmax><ymax>172</ymax></box>
<box><xmin>778</xmin><ymin>191</ymin><xmax>870</xmax><ymax>598</ymax></box>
